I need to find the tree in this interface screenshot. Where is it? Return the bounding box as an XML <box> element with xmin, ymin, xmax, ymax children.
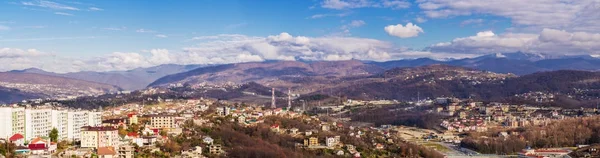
<box><xmin>118</xmin><ymin>125</ymin><xmax>128</xmax><ymax>138</ymax></box>
<box><xmin>49</xmin><ymin>128</ymin><xmax>59</xmax><ymax>142</ymax></box>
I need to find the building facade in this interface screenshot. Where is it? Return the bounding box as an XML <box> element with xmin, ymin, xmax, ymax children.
<box><xmin>81</xmin><ymin>126</ymin><xmax>119</xmax><ymax>148</ymax></box>
<box><xmin>51</xmin><ymin>109</ymin><xmax>69</xmax><ymax>141</ymax></box>
<box><xmin>0</xmin><ymin>106</ymin><xmax>25</xmax><ymax>139</ymax></box>
<box><xmin>25</xmin><ymin>108</ymin><xmax>53</xmax><ymax>141</ymax></box>
<box><xmin>149</xmin><ymin>115</ymin><xmax>175</xmax><ymax>129</ymax></box>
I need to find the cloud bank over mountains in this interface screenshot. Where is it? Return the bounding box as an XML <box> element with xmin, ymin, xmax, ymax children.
<box><xmin>4</xmin><ymin>27</ymin><xmax>600</xmax><ymax>73</ymax></box>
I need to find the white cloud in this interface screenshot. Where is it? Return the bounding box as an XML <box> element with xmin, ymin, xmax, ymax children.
<box><xmin>308</xmin><ymin>12</ymin><xmax>350</xmax><ymax>19</ymax></box>
<box><xmin>338</xmin><ymin>20</ymin><xmax>366</xmax><ymax>36</ymax></box>
<box><xmin>22</xmin><ymin>0</ymin><xmax>80</xmax><ymax>10</ymax></box>
<box><xmin>348</xmin><ymin>20</ymin><xmax>366</xmax><ymax>27</ymax></box>
<box><xmin>0</xmin><ymin>25</ymin><xmax>10</xmax><ymax>31</ymax></box>
<box><xmin>89</xmin><ymin>7</ymin><xmax>103</xmax><ymax>11</ymax></box>
<box><xmin>185</xmin><ymin>32</ymin><xmax>395</xmax><ymax>62</ymax></box>
<box><xmin>155</xmin><ymin>34</ymin><xmax>168</xmax><ymax>38</ymax></box>
<box><xmin>415</xmin><ymin>17</ymin><xmax>427</xmax><ymax>23</ymax></box>
<box><xmin>384</xmin><ymin>23</ymin><xmax>424</xmax><ymax>38</ymax></box>
<box><xmin>417</xmin><ymin>0</ymin><xmax>600</xmax><ymax>31</ymax></box>
<box><xmin>321</xmin><ymin>0</ymin><xmax>410</xmax><ymax>9</ymax></box>
<box><xmin>428</xmin><ymin>29</ymin><xmax>600</xmax><ymax>55</ymax></box>
<box><xmin>136</xmin><ymin>29</ymin><xmax>155</xmax><ymax>33</ymax></box>
<box><xmin>54</xmin><ymin>12</ymin><xmax>73</xmax><ymax>16</ymax></box>
<box><xmin>382</xmin><ymin>0</ymin><xmax>411</xmax><ymax>9</ymax></box>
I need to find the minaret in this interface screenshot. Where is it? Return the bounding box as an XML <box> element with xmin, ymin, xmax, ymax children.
<box><xmin>288</xmin><ymin>88</ymin><xmax>292</xmax><ymax>109</ymax></box>
<box><xmin>271</xmin><ymin>88</ymin><xmax>276</xmax><ymax>109</ymax></box>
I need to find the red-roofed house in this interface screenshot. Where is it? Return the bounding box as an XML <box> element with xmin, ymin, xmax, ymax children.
<box><xmin>9</xmin><ymin>133</ymin><xmax>25</xmax><ymax>146</ymax></box>
<box><xmin>28</xmin><ymin>137</ymin><xmax>55</xmax><ymax>155</ymax></box>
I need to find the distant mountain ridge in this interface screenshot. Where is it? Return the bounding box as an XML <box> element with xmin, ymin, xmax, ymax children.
<box><xmin>372</xmin><ymin>52</ymin><xmax>600</xmax><ymax>75</ymax></box>
<box><xmin>0</xmin><ymin>72</ymin><xmax>120</xmax><ymax>101</ymax></box>
<box><xmin>11</xmin><ymin>64</ymin><xmax>205</xmax><ymax>90</ymax></box>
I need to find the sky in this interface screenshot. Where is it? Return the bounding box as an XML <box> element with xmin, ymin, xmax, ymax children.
<box><xmin>1</xmin><ymin>0</ymin><xmax>600</xmax><ymax>73</ymax></box>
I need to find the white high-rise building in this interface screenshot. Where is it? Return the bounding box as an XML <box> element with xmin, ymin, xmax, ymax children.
<box><xmin>24</xmin><ymin>108</ymin><xmax>52</xmax><ymax>141</ymax></box>
<box><xmin>67</xmin><ymin>111</ymin><xmax>89</xmax><ymax>142</ymax></box>
<box><xmin>87</xmin><ymin>111</ymin><xmax>102</xmax><ymax>127</ymax></box>
<box><xmin>0</xmin><ymin>105</ymin><xmax>103</xmax><ymax>142</ymax></box>
<box><xmin>0</xmin><ymin>106</ymin><xmax>25</xmax><ymax>139</ymax></box>
<box><xmin>51</xmin><ymin>109</ymin><xmax>69</xmax><ymax>141</ymax></box>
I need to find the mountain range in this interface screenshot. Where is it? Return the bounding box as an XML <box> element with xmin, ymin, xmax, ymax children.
<box><xmin>5</xmin><ymin>52</ymin><xmax>600</xmax><ymax>104</ymax></box>
<box><xmin>10</xmin><ymin>64</ymin><xmax>204</xmax><ymax>90</ymax></box>
<box><xmin>0</xmin><ymin>72</ymin><xmax>120</xmax><ymax>103</ymax></box>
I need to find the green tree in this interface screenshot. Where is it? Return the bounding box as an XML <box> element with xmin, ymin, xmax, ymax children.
<box><xmin>49</xmin><ymin>128</ymin><xmax>59</xmax><ymax>142</ymax></box>
<box><xmin>118</xmin><ymin>125</ymin><xmax>128</xmax><ymax>138</ymax></box>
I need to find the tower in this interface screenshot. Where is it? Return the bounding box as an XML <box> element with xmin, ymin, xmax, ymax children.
<box><xmin>271</xmin><ymin>88</ymin><xmax>276</xmax><ymax>109</ymax></box>
<box><xmin>288</xmin><ymin>88</ymin><xmax>292</xmax><ymax>109</ymax></box>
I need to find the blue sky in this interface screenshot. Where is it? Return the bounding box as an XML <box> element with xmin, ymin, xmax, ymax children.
<box><xmin>0</xmin><ymin>0</ymin><xmax>599</xmax><ymax>72</ymax></box>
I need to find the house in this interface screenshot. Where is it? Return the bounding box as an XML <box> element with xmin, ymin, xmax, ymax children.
<box><xmin>346</xmin><ymin>145</ymin><xmax>357</xmax><ymax>154</ymax></box>
<box><xmin>326</xmin><ymin>137</ymin><xmax>337</xmax><ymax>147</ymax></box>
<box><xmin>97</xmin><ymin>146</ymin><xmax>117</xmax><ymax>158</ymax></box>
<box><xmin>270</xmin><ymin>124</ymin><xmax>280</xmax><ymax>133</ymax></box>
<box><xmin>209</xmin><ymin>144</ymin><xmax>223</xmax><ymax>155</ymax></box>
<box><xmin>321</xmin><ymin>124</ymin><xmax>330</xmax><ymax>131</ymax></box>
<box><xmin>518</xmin><ymin>147</ymin><xmax>571</xmax><ymax>158</ymax></box>
<box><xmin>181</xmin><ymin>146</ymin><xmax>202</xmax><ymax>158</ymax></box>
<box><xmin>375</xmin><ymin>143</ymin><xmax>384</xmax><ymax>150</ymax></box>
<box><xmin>28</xmin><ymin>137</ymin><xmax>53</xmax><ymax>155</ymax></box>
<box><xmin>9</xmin><ymin>133</ymin><xmax>25</xmax><ymax>146</ymax></box>
<box><xmin>127</xmin><ymin>113</ymin><xmax>138</xmax><ymax>125</ymax></box>
<box><xmin>203</xmin><ymin>136</ymin><xmax>214</xmax><ymax>145</ymax></box>
<box><xmin>289</xmin><ymin>128</ymin><xmax>299</xmax><ymax>135</ymax></box>
<box><xmin>304</xmin><ymin>137</ymin><xmax>319</xmax><ymax>147</ymax></box>
<box><xmin>336</xmin><ymin>150</ymin><xmax>345</xmax><ymax>156</ymax></box>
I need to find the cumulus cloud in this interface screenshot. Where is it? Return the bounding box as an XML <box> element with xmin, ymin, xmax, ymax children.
<box><xmin>185</xmin><ymin>32</ymin><xmax>396</xmax><ymax>62</ymax></box>
<box><xmin>0</xmin><ymin>32</ymin><xmax>499</xmax><ymax>73</ymax></box>
<box><xmin>384</xmin><ymin>23</ymin><xmax>424</xmax><ymax>38</ymax></box>
<box><xmin>417</xmin><ymin>0</ymin><xmax>600</xmax><ymax>31</ymax></box>
<box><xmin>321</xmin><ymin>0</ymin><xmax>410</xmax><ymax>10</ymax></box>
<box><xmin>428</xmin><ymin>29</ymin><xmax>600</xmax><ymax>55</ymax></box>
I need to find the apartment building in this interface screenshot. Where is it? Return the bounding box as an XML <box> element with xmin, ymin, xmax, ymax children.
<box><xmin>25</xmin><ymin>108</ymin><xmax>53</xmax><ymax>141</ymax></box>
<box><xmin>0</xmin><ymin>106</ymin><xmax>25</xmax><ymax>139</ymax></box>
<box><xmin>88</xmin><ymin>111</ymin><xmax>102</xmax><ymax>127</ymax></box>
<box><xmin>149</xmin><ymin>115</ymin><xmax>175</xmax><ymax>129</ymax></box>
<box><xmin>80</xmin><ymin>126</ymin><xmax>119</xmax><ymax>149</ymax></box>
<box><xmin>67</xmin><ymin>111</ymin><xmax>89</xmax><ymax>141</ymax></box>
<box><xmin>51</xmin><ymin>109</ymin><xmax>69</xmax><ymax>141</ymax></box>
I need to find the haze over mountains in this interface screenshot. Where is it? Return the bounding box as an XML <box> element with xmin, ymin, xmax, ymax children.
<box><xmin>10</xmin><ymin>64</ymin><xmax>204</xmax><ymax>90</ymax></box>
<box><xmin>4</xmin><ymin>52</ymin><xmax>600</xmax><ymax>104</ymax></box>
